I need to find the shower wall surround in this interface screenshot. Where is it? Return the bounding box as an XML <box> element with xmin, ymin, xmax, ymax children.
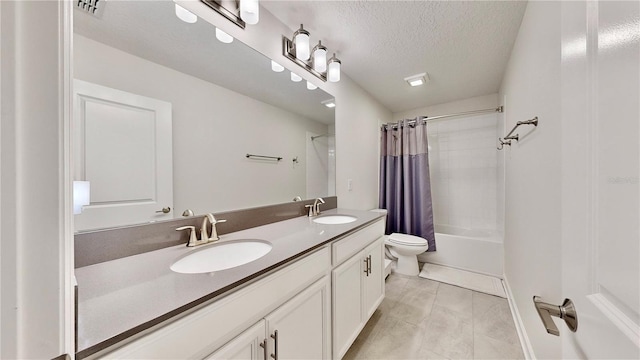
<box><xmin>427</xmin><ymin>113</ymin><xmax>499</xmax><ymax>231</ymax></box>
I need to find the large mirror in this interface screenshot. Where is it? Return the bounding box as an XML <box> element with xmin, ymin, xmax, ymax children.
<box><xmin>73</xmin><ymin>1</ymin><xmax>336</xmax><ymax>232</ymax></box>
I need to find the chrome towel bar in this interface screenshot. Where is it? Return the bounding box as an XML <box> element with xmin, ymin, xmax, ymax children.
<box><xmin>246</xmin><ymin>153</ymin><xmax>283</xmax><ymax>161</ymax></box>
<box><xmin>498</xmin><ymin>116</ymin><xmax>538</xmax><ymax>150</ymax></box>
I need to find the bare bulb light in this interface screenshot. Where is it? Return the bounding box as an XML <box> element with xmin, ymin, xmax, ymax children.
<box><xmin>175</xmin><ymin>4</ymin><xmax>197</xmax><ymax>24</ymax></box>
<box><xmin>216</xmin><ymin>28</ymin><xmax>234</xmax><ymax>44</ymax></box>
<box><xmin>240</xmin><ymin>0</ymin><xmax>259</xmax><ymax>25</ymax></box>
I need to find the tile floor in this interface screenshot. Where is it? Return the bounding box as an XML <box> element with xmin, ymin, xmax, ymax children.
<box><xmin>343</xmin><ymin>273</ymin><xmax>524</xmax><ymax>360</ymax></box>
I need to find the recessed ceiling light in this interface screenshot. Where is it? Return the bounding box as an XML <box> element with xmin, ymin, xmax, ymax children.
<box><xmin>404</xmin><ymin>72</ymin><xmax>429</xmax><ymax>87</ymax></box>
<box><xmin>321</xmin><ymin>99</ymin><xmax>336</xmax><ymax>108</ymax></box>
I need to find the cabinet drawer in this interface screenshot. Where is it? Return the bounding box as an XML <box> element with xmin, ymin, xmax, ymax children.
<box><xmin>100</xmin><ymin>246</ymin><xmax>331</xmax><ymax>359</ymax></box>
<box><xmin>332</xmin><ymin>219</ymin><xmax>385</xmax><ymax>266</ymax></box>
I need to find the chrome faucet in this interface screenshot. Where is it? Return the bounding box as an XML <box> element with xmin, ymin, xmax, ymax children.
<box><xmin>306</xmin><ymin>197</ymin><xmax>325</xmax><ymax>217</ymax></box>
<box><xmin>176</xmin><ymin>213</ymin><xmax>227</xmax><ymax>247</ymax></box>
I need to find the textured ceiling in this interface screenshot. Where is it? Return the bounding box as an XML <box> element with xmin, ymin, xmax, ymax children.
<box><xmin>73</xmin><ymin>1</ymin><xmax>335</xmax><ymax>124</ymax></box>
<box><xmin>261</xmin><ymin>1</ymin><xmax>527</xmax><ymax>113</ymax></box>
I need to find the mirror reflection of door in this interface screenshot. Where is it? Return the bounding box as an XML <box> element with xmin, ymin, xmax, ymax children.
<box><xmin>73</xmin><ymin>80</ymin><xmax>173</xmax><ymax>231</ymax></box>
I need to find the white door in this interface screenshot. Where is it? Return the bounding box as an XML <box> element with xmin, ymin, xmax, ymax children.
<box><xmin>265</xmin><ymin>276</ymin><xmax>331</xmax><ymax>360</ymax></box>
<box><xmin>560</xmin><ymin>1</ymin><xmax>639</xmax><ymax>358</ymax></box>
<box><xmin>205</xmin><ymin>321</ymin><xmax>267</xmax><ymax>360</ymax></box>
<box><xmin>332</xmin><ymin>251</ymin><xmax>364</xmax><ymax>359</ymax></box>
<box><xmin>362</xmin><ymin>238</ymin><xmax>385</xmax><ymax>320</ymax></box>
<box><xmin>73</xmin><ymin>80</ymin><xmax>173</xmax><ymax>231</ymax></box>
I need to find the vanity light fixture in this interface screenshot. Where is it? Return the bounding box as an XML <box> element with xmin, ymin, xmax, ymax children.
<box><xmin>215</xmin><ymin>28</ymin><xmax>234</xmax><ymax>43</ymax></box>
<box><xmin>312</xmin><ymin>41</ymin><xmax>327</xmax><ymax>73</ymax></box>
<box><xmin>290</xmin><ymin>72</ymin><xmax>302</xmax><ymax>82</ymax></box>
<box><xmin>175</xmin><ymin>3</ymin><xmax>198</xmax><ymax>24</ymax></box>
<box><xmin>271</xmin><ymin>60</ymin><xmax>285</xmax><ymax>72</ymax></box>
<box><xmin>239</xmin><ymin>0</ymin><xmax>259</xmax><ymax>25</ymax></box>
<box><xmin>327</xmin><ymin>54</ymin><xmax>341</xmax><ymax>83</ymax></box>
<box><xmin>404</xmin><ymin>73</ymin><xmax>429</xmax><ymax>87</ymax></box>
<box><xmin>306</xmin><ymin>81</ymin><xmax>318</xmax><ymax>90</ymax></box>
<box><xmin>321</xmin><ymin>99</ymin><xmax>336</xmax><ymax>108</ymax></box>
<box><xmin>73</xmin><ymin>181</ymin><xmax>91</xmax><ymax>215</ymax></box>
<box><xmin>283</xmin><ymin>24</ymin><xmax>341</xmax><ymax>82</ymax></box>
<box><xmin>201</xmin><ymin>0</ymin><xmax>261</xmax><ymax>29</ymax></box>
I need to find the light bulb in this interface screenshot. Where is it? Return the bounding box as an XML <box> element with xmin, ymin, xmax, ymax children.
<box><xmin>175</xmin><ymin>4</ymin><xmax>197</xmax><ymax>24</ymax></box>
<box><xmin>271</xmin><ymin>60</ymin><xmax>284</xmax><ymax>72</ymax></box>
<box><xmin>216</xmin><ymin>28</ymin><xmax>234</xmax><ymax>44</ymax></box>
<box><xmin>328</xmin><ymin>54</ymin><xmax>341</xmax><ymax>82</ymax></box>
<box><xmin>312</xmin><ymin>41</ymin><xmax>327</xmax><ymax>73</ymax></box>
<box><xmin>290</xmin><ymin>72</ymin><xmax>302</xmax><ymax>82</ymax></box>
<box><xmin>240</xmin><ymin>0</ymin><xmax>259</xmax><ymax>25</ymax></box>
<box><xmin>293</xmin><ymin>25</ymin><xmax>310</xmax><ymax>61</ymax></box>
<box><xmin>307</xmin><ymin>81</ymin><xmax>317</xmax><ymax>90</ymax></box>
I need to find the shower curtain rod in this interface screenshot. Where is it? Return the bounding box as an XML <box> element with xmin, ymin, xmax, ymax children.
<box><xmin>382</xmin><ymin>106</ymin><xmax>503</xmax><ymax>129</ymax></box>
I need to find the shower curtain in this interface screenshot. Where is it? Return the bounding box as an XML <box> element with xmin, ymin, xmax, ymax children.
<box><xmin>379</xmin><ymin>117</ymin><xmax>436</xmax><ymax>251</ymax></box>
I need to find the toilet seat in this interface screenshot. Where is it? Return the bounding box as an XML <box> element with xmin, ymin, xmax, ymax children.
<box><xmin>388</xmin><ymin>233</ymin><xmax>428</xmax><ymax>247</ymax></box>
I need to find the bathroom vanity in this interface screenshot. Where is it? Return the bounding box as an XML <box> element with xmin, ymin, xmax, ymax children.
<box><xmin>75</xmin><ymin>208</ymin><xmax>386</xmax><ymax>359</ymax></box>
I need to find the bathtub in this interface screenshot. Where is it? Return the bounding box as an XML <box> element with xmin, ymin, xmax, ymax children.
<box><xmin>417</xmin><ymin>224</ymin><xmax>503</xmax><ymax>277</ymax></box>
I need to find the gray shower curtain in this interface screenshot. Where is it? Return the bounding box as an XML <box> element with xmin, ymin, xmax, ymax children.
<box><xmin>379</xmin><ymin>117</ymin><xmax>436</xmax><ymax>251</ymax></box>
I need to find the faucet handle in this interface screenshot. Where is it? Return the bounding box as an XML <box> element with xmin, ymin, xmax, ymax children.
<box><xmin>176</xmin><ymin>226</ymin><xmax>197</xmax><ymax>247</ymax></box>
<box><xmin>305</xmin><ymin>204</ymin><xmax>314</xmax><ymax>217</ymax></box>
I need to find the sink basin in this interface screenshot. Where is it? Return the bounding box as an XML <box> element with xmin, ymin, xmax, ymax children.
<box><xmin>170</xmin><ymin>240</ymin><xmax>272</xmax><ymax>274</ymax></box>
<box><xmin>313</xmin><ymin>215</ymin><xmax>357</xmax><ymax>225</ymax></box>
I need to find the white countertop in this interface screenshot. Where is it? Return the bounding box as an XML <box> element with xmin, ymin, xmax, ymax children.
<box><xmin>75</xmin><ymin>208</ymin><xmax>384</xmax><ymax>358</ymax></box>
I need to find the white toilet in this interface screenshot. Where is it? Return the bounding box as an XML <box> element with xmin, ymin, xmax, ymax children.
<box><xmin>385</xmin><ymin>233</ymin><xmax>429</xmax><ymax>276</ymax></box>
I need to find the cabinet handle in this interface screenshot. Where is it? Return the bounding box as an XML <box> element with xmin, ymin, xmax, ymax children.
<box><xmin>367</xmin><ymin>255</ymin><xmax>372</xmax><ymax>275</ymax></box>
<box><xmin>270</xmin><ymin>330</ymin><xmax>278</xmax><ymax>360</ymax></box>
<box><xmin>363</xmin><ymin>258</ymin><xmax>369</xmax><ymax>276</ymax></box>
<box><xmin>260</xmin><ymin>339</ymin><xmax>268</xmax><ymax>360</ymax></box>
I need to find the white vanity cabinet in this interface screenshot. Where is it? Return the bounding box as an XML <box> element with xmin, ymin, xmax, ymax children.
<box><xmin>206</xmin><ymin>276</ymin><xmax>331</xmax><ymax>360</ymax></box>
<box><xmin>204</xmin><ymin>321</ymin><xmax>267</xmax><ymax>360</ymax></box>
<box><xmin>331</xmin><ymin>220</ymin><xmax>385</xmax><ymax>359</ymax></box>
<box><xmin>97</xmin><ymin>247</ymin><xmax>331</xmax><ymax>359</ymax></box>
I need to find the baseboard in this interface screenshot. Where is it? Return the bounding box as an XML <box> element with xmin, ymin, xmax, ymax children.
<box><xmin>420</xmin><ymin>260</ymin><xmax>503</xmax><ymax>279</ymax></box>
<box><xmin>503</xmin><ymin>274</ymin><xmax>535</xmax><ymax>359</ymax></box>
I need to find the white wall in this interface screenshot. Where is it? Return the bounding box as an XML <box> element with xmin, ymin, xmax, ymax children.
<box><xmin>393</xmin><ymin>94</ymin><xmax>501</xmax><ymax>232</ymax></box>
<box><xmin>499</xmin><ymin>2</ymin><xmax>562</xmax><ymax>359</ymax></box>
<box><xmin>74</xmin><ymin>35</ymin><xmax>328</xmax><ymax>216</ymax></box>
<box><xmin>1</xmin><ymin>1</ymin><xmax>73</xmax><ymax>358</ymax></box>
<box><xmin>179</xmin><ymin>1</ymin><xmax>392</xmax><ymax>211</ymax></box>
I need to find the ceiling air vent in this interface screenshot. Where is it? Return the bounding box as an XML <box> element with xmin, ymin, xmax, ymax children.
<box><xmin>76</xmin><ymin>0</ymin><xmax>105</xmax><ymax>17</ymax></box>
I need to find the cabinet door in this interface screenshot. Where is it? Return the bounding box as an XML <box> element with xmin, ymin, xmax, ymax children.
<box><xmin>332</xmin><ymin>252</ymin><xmax>365</xmax><ymax>359</ymax></box>
<box><xmin>204</xmin><ymin>321</ymin><xmax>267</xmax><ymax>360</ymax></box>
<box><xmin>362</xmin><ymin>237</ymin><xmax>385</xmax><ymax>320</ymax></box>
<box><xmin>265</xmin><ymin>276</ymin><xmax>331</xmax><ymax>360</ymax></box>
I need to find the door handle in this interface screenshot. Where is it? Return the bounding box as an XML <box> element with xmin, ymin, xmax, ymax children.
<box><xmin>363</xmin><ymin>258</ymin><xmax>369</xmax><ymax>276</ymax></box>
<box><xmin>367</xmin><ymin>255</ymin><xmax>372</xmax><ymax>275</ymax></box>
<box><xmin>533</xmin><ymin>296</ymin><xmax>578</xmax><ymax>336</ymax></box>
<box><xmin>155</xmin><ymin>207</ymin><xmax>171</xmax><ymax>214</ymax></box>
<box><xmin>259</xmin><ymin>339</ymin><xmax>268</xmax><ymax>360</ymax></box>
<box><xmin>270</xmin><ymin>330</ymin><xmax>278</xmax><ymax>360</ymax></box>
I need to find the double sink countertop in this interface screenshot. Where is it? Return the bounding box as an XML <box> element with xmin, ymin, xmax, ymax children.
<box><xmin>75</xmin><ymin>208</ymin><xmax>385</xmax><ymax>358</ymax></box>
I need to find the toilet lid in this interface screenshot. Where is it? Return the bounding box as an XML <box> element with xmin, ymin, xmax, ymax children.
<box><xmin>388</xmin><ymin>233</ymin><xmax>428</xmax><ymax>246</ymax></box>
